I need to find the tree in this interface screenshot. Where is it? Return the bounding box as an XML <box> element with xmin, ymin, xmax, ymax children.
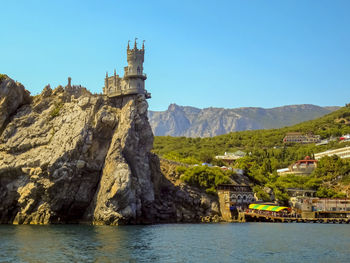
<box><xmin>312</xmin><ymin>155</ymin><xmax>350</xmax><ymax>182</ymax></box>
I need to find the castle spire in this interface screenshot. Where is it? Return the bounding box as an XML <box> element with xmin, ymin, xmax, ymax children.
<box><xmin>106</xmin><ymin>71</ymin><xmax>108</xmax><ymax>78</ymax></box>
<box><xmin>142</xmin><ymin>40</ymin><xmax>145</xmax><ymax>50</ymax></box>
<box><xmin>127</xmin><ymin>40</ymin><xmax>130</xmax><ymax>50</ymax></box>
<box><xmin>134</xmin><ymin>37</ymin><xmax>138</xmax><ymax>49</ymax></box>
<box><xmin>114</xmin><ymin>69</ymin><xmax>116</xmax><ymax>76</ymax></box>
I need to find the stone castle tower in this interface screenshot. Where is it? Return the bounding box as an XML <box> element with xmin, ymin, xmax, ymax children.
<box><xmin>103</xmin><ymin>39</ymin><xmax>151</xmax><ymax>99</ymax></box>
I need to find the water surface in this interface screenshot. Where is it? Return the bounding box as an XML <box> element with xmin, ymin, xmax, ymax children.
<box><xmin>1</xmin><ymin>223</ymin><xmax>350</xmax><ymax>262</ymax></box>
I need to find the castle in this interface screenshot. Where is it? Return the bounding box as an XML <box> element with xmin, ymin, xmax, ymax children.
<box><xmin>103</xmin><ymin>39</ymin><xmax>151</xmax><ymax>99</ymax></box>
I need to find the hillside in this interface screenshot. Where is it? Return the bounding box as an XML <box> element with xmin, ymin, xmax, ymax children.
<box><xmin>153</xmin><ymin>104</ymin><xmax>350</xmax><ymax>162</ymax></box>
<box><xmin>148</xmin><ymin>103</ymin><xmax>339</xmax><ymax>137</ymax></box>
<box><xmin>153</xmin><ymin>104</ymin><xmax>350</xmax><ymax>201</ymax></box>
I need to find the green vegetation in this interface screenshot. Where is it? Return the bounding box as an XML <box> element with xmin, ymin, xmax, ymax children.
<box><xmin>154</xmin><ymin>105</ymin><xmax>350</xmax><ymax>164</ymax></box>
<box><xmin>0</xmin><ymin>74</ymin><xmax>7</xmax><ymax>84</ymax></box>
<box><xmin>49</xmin><ymin>102</ymin><xmax>63</xmax><ymax>119</ymax></box>
<box><xmin>177</xmin><ymin>166</ymin><xmax>235</xmax><ymax>195</ymax></box>
<box><xmin>153</xmin><ymin>105</ymin><xmax>350</xmax><ymax>202</ymax></box>
<box><xmin>313</xmin><ymin>155</ymin><xmax>350</xmax><ymax>182</ymax></box>
<box><xmin>253</xmin><ymin>185</ymin><xmax>272</xmax><ymax>202</ymax></box>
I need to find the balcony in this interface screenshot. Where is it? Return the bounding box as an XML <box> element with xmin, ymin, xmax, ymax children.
<box><xmin>106</xmin><ymin>88</ymin><xmax>151</xmax><ymax>99</ymax></box>
<box><xmin>124</xmin><ymin>72</ymin><xmax>147</xmax><ymax>80</ymax></box>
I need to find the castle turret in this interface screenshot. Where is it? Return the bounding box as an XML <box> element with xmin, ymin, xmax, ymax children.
<box><xmin>124</xmin><ymin>38</ymin><xmax>147</xmax><ymax>94</ymax></box>
<box><xmin>125</xmin><ymin>38</ymin><xmax>146</xmax><ymax>78</ymax></box>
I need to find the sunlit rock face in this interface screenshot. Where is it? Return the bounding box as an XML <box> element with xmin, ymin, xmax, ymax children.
<box><xmin>0</xmin><ymin>75</ymin><xmax>219</xmax><ymax>225</ymax></box>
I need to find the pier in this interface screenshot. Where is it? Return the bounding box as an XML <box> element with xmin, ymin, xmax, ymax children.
<box><xmin>241</xmin><ymin>211</ymin><xmax>350</xmax><ymax>223</ymax></box>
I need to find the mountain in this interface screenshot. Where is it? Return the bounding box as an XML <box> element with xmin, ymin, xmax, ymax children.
<box><xmin>148</xmin><ymin>104</ymin><xmax>340</xmax><ymax>137</ymax></box>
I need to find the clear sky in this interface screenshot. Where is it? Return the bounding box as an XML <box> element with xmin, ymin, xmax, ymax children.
<box><xmin>1</xmin><ymin>0</ymin><xmax>349</xmax><ymax>111</ymax></box>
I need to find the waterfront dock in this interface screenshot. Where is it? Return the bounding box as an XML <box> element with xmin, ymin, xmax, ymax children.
<box><xmin>242</xmin><ymin>211</ymin><xmax>350</xmax><ymax>223</ymax></box>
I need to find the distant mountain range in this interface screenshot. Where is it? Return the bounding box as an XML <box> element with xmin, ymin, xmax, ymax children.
<box><xmin>148</xmin><ymin>104</ymin><xmax>340</xmax><ymax>137</ymax></box>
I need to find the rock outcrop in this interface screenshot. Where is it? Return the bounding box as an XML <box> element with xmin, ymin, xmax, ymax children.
<box><xmin>0</xmin><ymin>75</ymin><xmax>219</xmax><ymax>224</ymax></box>
<box><xmin>0</xmin><ymin>75</ymin><xmax>31</xmax><ymax>133</ymax></box>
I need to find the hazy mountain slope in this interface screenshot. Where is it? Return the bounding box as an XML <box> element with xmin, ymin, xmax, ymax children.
<box><xmin>148</xmin><ymin>104</ymin><xmax>339</xmax><ymax>137</ymax></box>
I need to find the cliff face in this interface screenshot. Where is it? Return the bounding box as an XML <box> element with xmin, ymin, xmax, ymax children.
<box><xmin>148</xmin><ymin>103</ymin><xmax>338</xmax><ymax>137</ymax></box>
<box><xmin>0</xmin><ymin>75</ymin><xmax>219</xmax><ymax>225</ymax></box>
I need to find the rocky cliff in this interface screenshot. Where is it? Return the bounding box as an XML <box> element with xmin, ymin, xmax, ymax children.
<box><xmin>0</xmin><ymin>75</ymin><xmax>219</xmax><ymax>225</ymax></box>
<box><xmin>149</xmin><ymin>103</ymin><xmax>339</xmax><ymax>137</ymax></box>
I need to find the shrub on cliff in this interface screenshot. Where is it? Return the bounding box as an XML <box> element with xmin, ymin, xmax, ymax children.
<box><xmin>49</xmin><ymin>102</ymin><xmax>63</xmax><ymax>119</ymax></box>
<box><xmin>178</xmin><ymin>166</ymin><xmax>233</xmax><ymax>194</ymax></box>
<box><xmin>252</xmin><ymin>185</ymin><xmax>271</xmax><ymax>202</ymax></box>
<box><xmin>0</xmin><ymin>74</ymin><xmax>7</xmax><ymax>84</ymax></box>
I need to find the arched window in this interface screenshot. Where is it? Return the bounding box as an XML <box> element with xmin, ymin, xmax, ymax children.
<box><xmin>137</xmin><ymin>66</ymin><xmax>141</xmax><ymax>74</ymax></box>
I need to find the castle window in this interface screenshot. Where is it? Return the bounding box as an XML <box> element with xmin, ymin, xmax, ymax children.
<box><xmin>137</xmin><ymin>67</ymin><xmax>140</xmax><ymax>74</ymax></box>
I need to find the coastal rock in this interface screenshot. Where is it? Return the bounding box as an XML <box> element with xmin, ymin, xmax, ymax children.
<box><xmin>152</xmin><ymin>158</ymin><xmax>221</xmax><ymax>223</ymax></box>
<box><xmin>0</xmin><ymin>76</ymin><xmax>220</xmax><ymax>225</ymax></box>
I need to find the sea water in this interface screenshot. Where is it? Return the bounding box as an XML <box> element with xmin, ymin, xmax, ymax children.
<box><xmin>1</xmin><ymin>223</ymin><xmax>350</xmax><ymax>263</ymax></box>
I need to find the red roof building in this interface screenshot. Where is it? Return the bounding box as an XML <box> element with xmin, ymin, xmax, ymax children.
<box><xmin>278</xmin><ymin>156</ymin><xmax>318</xmax><ymax>176</ymax></box>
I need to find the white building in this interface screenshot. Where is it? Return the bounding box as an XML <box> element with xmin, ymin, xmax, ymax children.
<box><xmin>314</xmin><ymin>146</ymin><xmax>350</xmax><ymax>160</ymax></box>
<box><xmin>215</xmin><ymin>151</ymin><xmax>246</xmax><ymax>162</ymax></box>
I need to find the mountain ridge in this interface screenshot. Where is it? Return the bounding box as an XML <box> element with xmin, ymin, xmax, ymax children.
<box><xmin>148</xmin><ymin>104</ymin><xmax>340</xmax><ymax>137</ymax></box>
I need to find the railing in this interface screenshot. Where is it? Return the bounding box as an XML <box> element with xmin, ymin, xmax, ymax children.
<box><xmin>106</xmin><ymin>88</ymin><xmax>150</xmax><ymax>98</ymax></box>
<box><xmin>124</xmin><ymin>72</ymin><xmax>147</xmax><ymax>78</ymax></box>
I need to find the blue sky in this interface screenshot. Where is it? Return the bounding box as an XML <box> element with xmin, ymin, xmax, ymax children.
<box><xmin>1</xmin><ymin>0</ymin><xmax>349</xmax><ymax>111</ymax></box>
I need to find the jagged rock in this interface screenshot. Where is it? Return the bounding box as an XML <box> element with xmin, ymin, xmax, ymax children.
<box><xmin>0</xmin><ymin>76</ymin><xmax>220</xmax><ymax>225</ymax></box>
<box><xmin>41</xmin><ymin>85</ymin><xmax>52</xmax><ymax>98</ymax></box>
<box><xmin>78</xmin><ymin>96</ymin><xmax>90</xmax><ymax>109</ymax></box>
<box><xmin>0</xmin><ymin>75</ymin><xmax>31</xmax><ymax>133</ymax></box>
